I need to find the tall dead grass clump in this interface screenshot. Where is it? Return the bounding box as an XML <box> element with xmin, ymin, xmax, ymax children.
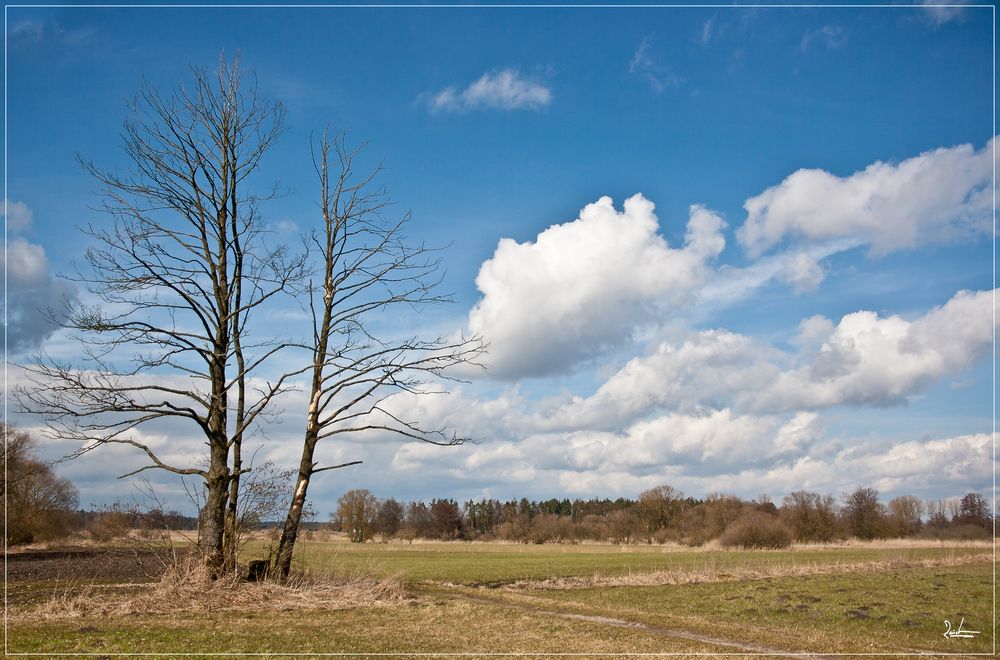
<box><xmin>28</xmin><ymin>556</ymin><xmax>407</xmax><ymax>619</ymax></box>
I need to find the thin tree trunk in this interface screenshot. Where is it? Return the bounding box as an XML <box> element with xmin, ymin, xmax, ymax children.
<box><xmin>273</xmin><ymin>141</ymin><xmax>336</xmax><ymax>580</ymax></box>
<box><xmin>272</xmin><ymin>424</ymin><xmax>319</xmax><ymax>579</ymax></box>
<box><xmin>223</xmin><ymin>138</ymin><xmax>246</xmax><ymax>574</ymax></box>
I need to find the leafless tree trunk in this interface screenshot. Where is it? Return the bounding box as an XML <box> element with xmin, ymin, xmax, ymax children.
<box><xmin>17</xmin><ymin>57</ymin><xmax>304</xmax><ymax>574</ymax></box>
<box><xmin>271</xmin><ymin>133</ymin><xmax>483</xmax><ymax>579</ymax></box>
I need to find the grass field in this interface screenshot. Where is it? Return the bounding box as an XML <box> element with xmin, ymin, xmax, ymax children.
<box><xmin>8</xmin><ymin>538</ymin><xmax>994</xmax><ymax>656</ymax></box>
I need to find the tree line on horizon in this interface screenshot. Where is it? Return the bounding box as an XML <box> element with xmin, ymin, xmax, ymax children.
<box><xmin>331</xmin><ymin>485</ymin><xmax>996</xmax><ymax>548</ymax></box>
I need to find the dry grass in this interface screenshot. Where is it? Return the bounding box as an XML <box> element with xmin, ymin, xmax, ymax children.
<box><xmin>502</xmin><ymin>552</ymin><xmax>992</xmax><ymax>590</ymax></box>
<box><xmin>24</xmin><ymin>557</ymin><xmax>408</xmax><ymax>620</ymax></box>
<box><xmin>790</xmin><ymin>537</ymin><xmax>994</xmax><ymax>550</ymax></box>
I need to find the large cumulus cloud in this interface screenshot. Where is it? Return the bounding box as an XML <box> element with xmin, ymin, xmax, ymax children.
<box><xmin>468</xmin><ymin>194</ymin><xmax>726</xmax><ymax>379</ymax></box>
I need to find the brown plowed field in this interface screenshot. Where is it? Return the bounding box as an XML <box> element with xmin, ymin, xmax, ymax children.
<box><xmin>7</xmin><ymin>546</ymin><xmax>183</xmax><ymax>583</ymax></box>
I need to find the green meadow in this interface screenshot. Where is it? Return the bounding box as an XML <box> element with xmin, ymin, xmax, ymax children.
<box><xmin>9</xmin><ymin>539</ymin><xmax>993</xmax><ymax>656</ymax></box>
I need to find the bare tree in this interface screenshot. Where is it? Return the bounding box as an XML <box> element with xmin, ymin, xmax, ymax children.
<box><xmin>635</xmin><ymin>484</ymin><xmax>686</xmax><ymax>539</ymax></box>
<box><xmin>956</xmin><ymin>492</ymin><xmax>991</xmax><ymax>529</ymax></box>
<box><xmin>374</xmin><ymin>497</ymin><xmax>405</xmax><ymax>540</ymax></box>
<box><xmin>335</xmin><ymin>488</ymin><xmax>379</xmax><ymax>543</ymax></box>
<box><xmin>17</xmin><ymin>58</ymin><xmax>304</xmax><ymax>573</ymax></box>
<box><xmin>925</xmin><ymin>498</ymin><xmax>949</xmax><ymax>526</ymax></box>
<box><xmin>842</xmin><ymin>487</ymin><xmax>887</xmax><ymax>540</ymax></box>
<box><xmin>780</xmin><ymin>490</ymin><xmax>839</xmax><ymax>542</ymax></box>
<box><xmin>887</xmin><ymin>495</ymin><xmax>923</xmax><ymax>536</ymax></box>
<box><xmin>270</xmin><ymin>132</ymin><xmax>483</xmax><ymax>578</ymax></box>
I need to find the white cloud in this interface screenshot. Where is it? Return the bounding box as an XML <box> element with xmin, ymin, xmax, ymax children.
<box><xmin>3</xmin><ymin>198</ymin><xmax>34</xmax><ymax>232</ymax></box>
<box><xmin>7</xmin><ymin>237</ymin><xmax>49</xmax><ymax>285</ymax></box>
<box><xmin>394</xmin><ymin>408</ymin><xmax>811</xmax><ymax>481</ymax></box>
<box><xmin>764</xmin><ymin>288</ymin><xmax>996</xmax><ymax>409</ymax></box>
<box><xmin>269</xmin><ymin>219</ymin><xmax>298</xmax><ymax>235</ymax></box>
<box><xmin>467</xmin><ymin>194</ymin><xmax>726</xmax><ymax>378</ymax></box>
<box><xmin>390</xmin><ymin>404</ymin><xmax>994</xmax><ymax>501</ymax></box>
<box><xmin>738</xmin><ymin>137</ymin><xmax>995</xmax><ymax>257</ymax></box>
<box><xmin>425</xmin><ymin>69</ymin><xmax>551</xmax><ymax>113</ymax></box>
<box><xmin>540</xmin><ymin>288</ymin><xmax>996</xmax><ymax>426</ymax></box>
<box><xmin>722</xmin><ymin>433</ymin><xmax>993</xmax><ymax>498</ymax></box>
<box><xmin>538</xmin><ymin>329</ymin><xmax>782</xmax><ymax>429</ymax></box>
<box><xmin>794</xmin><ymin>314</ymin><xmax>836</xmax><ymax>349</ymax></box>
<box><xmin>775</xmin><ymin>251</ymin><xmax>827</xmax><ymax>293</ymax></box>
<box><xmin>629</xmin><ymin>37</ymin><xmax>682</xmax><ymax>93</ymax></box>
<box><xmin>3</xmin><ymin>218</ymin><xmax>78</xmax><ymax>354</ymax></box>
<box><xmin>699</xmin><ymin>239</ymin><xmax>858</xmax><ymax>309</ymax></box>
<box><xmin>7</xmin><ymin>18</ymin><xmax>96</xmax><ymax>51</ymax></box>
<box><xmin>773</xmin><ymin>412</ymin><xmax>823</xmax><ymax>455</ymax></box>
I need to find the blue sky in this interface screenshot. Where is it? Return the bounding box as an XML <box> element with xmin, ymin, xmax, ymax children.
<box><xmin>4</xmin><ymin>4</ymin><xmax>996</xmax><ymax>515</ymax></box>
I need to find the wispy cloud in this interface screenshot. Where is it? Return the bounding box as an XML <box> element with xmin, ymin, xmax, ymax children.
<box><xmin>7</xmin><ymin>17</ymin><xmax>96</xmax><ymax>51</ymax></box>
<box><xmin>9</xmin><ymin>19</ymin><xmax>45</xmax><ymax>47</ymax></box>
<box><xmin>4</xmin><ymin>199</ymin><xmax>33</xmax><ymax>232</ymax></box>
<box><xmin>697</xmin><ymin>17</ymin><xmax>716</xmax><ymax>46</ymax></box>
<box><xmin>629</xmin><ymin>37</ymin><xmax>682</xmax><ymax>93</ymax></box>
<box><xmin>800</xmin><ymin>24</ymin><xmax>846</xmax><ymax>52</ymax></box>
<box><xmin>423</xmin><ymin>69</ymin><xmax>551</xmax><ymax>113</ymax></box>
<box><xmin>919</xmin><ymin>0</ymin><xmax>965</xmax><ymax>26</ymax></box>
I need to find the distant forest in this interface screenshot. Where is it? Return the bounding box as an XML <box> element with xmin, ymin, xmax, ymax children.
<box><xmin>327</xmin><ymin>486</ymin><xmax>996</xmax><ymax>548</ymax></box>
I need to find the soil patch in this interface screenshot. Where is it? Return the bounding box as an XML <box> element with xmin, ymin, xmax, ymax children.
<box><xmin>7</xmin><ymin>546</ymin><xmax>187</xmax><ymax>583</ymax></box>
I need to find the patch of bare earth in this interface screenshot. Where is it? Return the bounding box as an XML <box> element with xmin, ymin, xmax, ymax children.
<box><xmin>501</xmin><ymin>553</ymin><xmax>992</xmax><ymax>590</ymax></box>
<box><xmin>6</xmin><ymin>546</ymin><xmax>183</xmax><ymax>583</ymax></box>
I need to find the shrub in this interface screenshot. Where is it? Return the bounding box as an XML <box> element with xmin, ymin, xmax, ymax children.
<box><xmin>679</xmin><ymin>494</ymin><xmax>749</xmax><ymax>546</ymax></box>
<box><xmin>84</xmin><ymin>510</ymin><xmax>132</xmax><ymax>543</ymax></box>
<box><xmin>575</xmin><ymin>515</ymin><xmax>609</xmax><ymax>543</ymax></box>
<box><xmin>525</xmin><ymin>514</ymin><xmax>575</xmax><ymax>544</ymax></box>
<box><xmin>652</xmin><ymin>527</ymin><xmax>683</xmax><ymax>544</ymax></box>
<box><xmin>917</xmin><ymin>523</ymin><xmax>990</xmax><ymax>541</ymax></box>
<box><xmin>606</xmin><ymin>509</ymin><xmax>636</xmax><ymax>544</ymax></box>
<box><xmin>718</xmin><ymin>511</ymin><xmax>793</xmax><ymax>549</ymax></box>
<box><xmin>495</xmin><ymin>517</ymin><xmax>531</xmax><ymax>543</ymax></box>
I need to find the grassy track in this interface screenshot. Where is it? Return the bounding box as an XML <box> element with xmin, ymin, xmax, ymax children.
<box><xmin>8</xmin><ymin>540</ymin><xmax>994</xmax><ymax>656</ymax></box>
<box><xmin>447</xmin><ymin>562</ymin><xmax>993</xmax><ymax>654</ymax></box>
